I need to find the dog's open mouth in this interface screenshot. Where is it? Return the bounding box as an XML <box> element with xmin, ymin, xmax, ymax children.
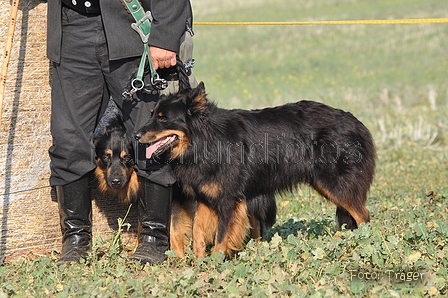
<box><xmin>146</xmin><ymin>135</ymin><xmax>178</xmax><ymax>159</ymax></box>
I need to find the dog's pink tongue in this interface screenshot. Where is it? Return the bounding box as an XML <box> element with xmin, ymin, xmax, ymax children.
<box><xmin>146</xmin><ymin>143</ymin><xmax>159</xmax><ymax>159</ymax></box>
<box><xmin>145</xmin><ymin>135</ymin><xmax>176</xmax><ymax>159</ymax></box>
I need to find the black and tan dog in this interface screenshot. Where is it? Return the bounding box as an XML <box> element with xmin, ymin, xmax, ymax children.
<box><xmin>136</xmin><ymin>82</ymin><xmax>376</xmax><ymax>258</ymax></box>
<box><xmin>93</xmin><ymin>117</ymin><xmax>193</xmax><ymax>257</ymax></box>
<box><xmin>93</xmin><ymin>117</ymin><xmax>140</xmax><ymax>203</ymax></box>
<box><xmin>93</xmin><ymin>116</ymin><xmax>275</xmax><ymax>258</ymax></box>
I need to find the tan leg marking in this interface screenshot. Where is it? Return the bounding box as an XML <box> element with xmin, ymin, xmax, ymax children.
<box><xmin>193</xmin><ymin>203</ymin><xmax>218</xmax><ymax>258</ymax></box>
<box><xmin>213</xmin><ymin>200</ymin><xmax>250</xmax><ymax>256</ymax></box>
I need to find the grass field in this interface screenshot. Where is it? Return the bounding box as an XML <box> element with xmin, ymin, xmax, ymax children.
<box><xmin>1</xmin><ymin>0</ymin><xmax>448</xmax><ymax>296</ymax></box>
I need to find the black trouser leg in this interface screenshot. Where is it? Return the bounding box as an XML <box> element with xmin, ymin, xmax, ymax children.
<box><xmin>130</xmin><ymin>178</ymin><xmax>172</xmax><ymax>265</ymax></box>
<box><xmin>56</xmin><ymin>174</ymin><xmax>92</xmax><ymax>264</ymax></box>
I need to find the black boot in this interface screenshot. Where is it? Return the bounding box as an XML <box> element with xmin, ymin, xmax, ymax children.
<box><xmin>56</xmin><ymin>175</ymin><xmax>92</xmax><ymax>265</ymax></box>
<box><xmin>130</xmin><ymin>178</ymin><xmax>172</xmax><ymax>265</ymax></box>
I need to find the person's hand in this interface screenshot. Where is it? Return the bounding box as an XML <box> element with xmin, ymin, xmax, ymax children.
<box><xmin>149</xmin><ymin>46</ymin><xmax>176</xmax><ymax>69</ymax></box>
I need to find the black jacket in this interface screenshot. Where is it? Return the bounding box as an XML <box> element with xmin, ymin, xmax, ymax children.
<box><xmin>47</xmin><ymin>0</ymin><xmax>193</xmax><ymax>63</ymax></box>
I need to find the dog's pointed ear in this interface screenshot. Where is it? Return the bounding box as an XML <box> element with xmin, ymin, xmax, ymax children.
<box><xmin>93</xmin><ymin>125</ymin><xmax>107</xmax><ymax>145</ymax></box>
<box><xmin>187</xmin><ymin>82</ymin><xmax>207</xmax><ymax>115</ymax></box>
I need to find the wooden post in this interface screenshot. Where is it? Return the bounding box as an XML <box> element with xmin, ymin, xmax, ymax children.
<box><xmin>0</xmin><ymin>0</ymin><xmax>20</xmax><ymax>124</ymax></box>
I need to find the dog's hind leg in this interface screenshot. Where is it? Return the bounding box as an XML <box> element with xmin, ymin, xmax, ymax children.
<box><xmin>213</xmin><ymin>200</ymin><xmax>250</xmax><ymax>256</ymax></box>
<box><xmin>247</xmin><ymin>194</ymin><xmax>277</xmax><ymax>240</ymax></box>
<box><xmin>192</xmin><ymin>202</ymin><xmax>218</xmax><ymax>258</ymax></box>
<box><xmin>248</xmin><ymin>214</ymin><xmax>262</xmax><ymax>239</ymax></box>
<box><xmin>314</xmin><ymin>181</ymin><xmax>370</xmax><ymax>229</ymax></box>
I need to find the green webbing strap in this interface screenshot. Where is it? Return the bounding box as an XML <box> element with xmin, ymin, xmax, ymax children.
<box><xmin>121</xmin><ymin>0</ymin><xmax>167</xmax><ymax>92</ymax></box>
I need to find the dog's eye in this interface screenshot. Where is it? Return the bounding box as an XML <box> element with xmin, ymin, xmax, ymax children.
<box><xmin>121</xmin><ymin>155</ymin><xmax>134</xmax><ymax>165</ymax></box>
<box><xmin>102</xmin><ymin>154</ymin><xmax>110</xmax><ymax>162</ymax></box>
<box><xmin>158</xmin><ymin>116</ymin><xmax>167</xmax><ymax>123</ymax></box>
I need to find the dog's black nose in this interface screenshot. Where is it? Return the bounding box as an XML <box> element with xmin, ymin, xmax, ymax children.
<box><xmin>134</xmin><ymin>133</ymin><xmax>142</xmax><ymax>140</ymax></box>
<box><xmin>111</xmin><ymin>179</ymin><xmax>121</xmax><ymax>186</ymax></box>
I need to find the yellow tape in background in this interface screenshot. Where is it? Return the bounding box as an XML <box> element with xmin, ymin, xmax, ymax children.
<box><xmin>194</xmin><ymin>18</ymin><xmax>448</xmax><ymax>26</ymax></box>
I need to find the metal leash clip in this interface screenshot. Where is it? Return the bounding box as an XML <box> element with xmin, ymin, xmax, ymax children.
<box><xmin>130</xmin><ymin>77</ymin><xmax>145</xmax><ymax>92</ymax></box>
<box><xmin>151</xmin><ymin>74</ymin><xmax>168</xmax><ymax>90</ymax></box>
<box><xmin>121</xmin><ymin>77</ymin><xmax>145</xmax><ymax>99</ymax></box>
<box><xmin>184</xmin><ymin>59</ymin><xmax>195</xmax><ymax>71</ymax></box>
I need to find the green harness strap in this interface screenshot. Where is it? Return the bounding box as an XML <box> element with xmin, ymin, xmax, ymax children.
<box><xmin>121</xmin><ymin>0</ymin><xmax>167</xmax><ymax>92</ymax></box>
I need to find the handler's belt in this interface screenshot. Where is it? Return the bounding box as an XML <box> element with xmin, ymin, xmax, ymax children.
<box><xmin>62</xmin><ymin>0</ymin><xmax>100</xmax><ymax>15</ymax></box>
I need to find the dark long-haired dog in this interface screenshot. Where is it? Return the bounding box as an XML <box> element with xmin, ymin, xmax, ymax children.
<box><xmin>93</xmin><ymin>117</ymin><xmax>193</xmax><ymax>257</ymax></box>
<box><xmin>93</xmin><ymin>116</ymin><xmax>275</xmax><ymax>258</ymax></box>
<box><xmin>136</xmin><ymin>82</ymin><xmax>376</xmax><ymax>258</ymax></box>
<box><xmin>93</xmin><ymin>117</ymin><xmax>140</xmax><ymax>203</ymax></box>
